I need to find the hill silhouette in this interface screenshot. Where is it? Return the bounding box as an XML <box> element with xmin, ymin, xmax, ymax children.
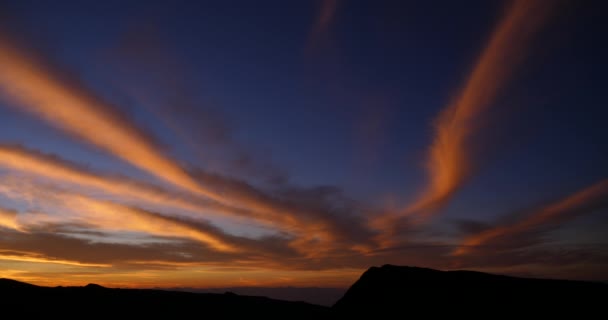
<box><xmin>2</xmin><ymin>266</ymin><xmax>606</xmax><ymax>316</ymax></box>
<box><xmin>0</xmin><ymin>278</ymin><xmax>327</xmax><ymax>317</ymax></box>
<box><xmin>334</xmin><ymin>265</ymin><xmax>607</xmax><ymax>315</ymax></box>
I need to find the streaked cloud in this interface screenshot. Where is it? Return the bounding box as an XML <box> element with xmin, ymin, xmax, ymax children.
<box><xmin>371</xmin><ymin>1</ymin><xmax>555</xmax><ymax>243</ymax></box>
<box><xmin>0</xmin><ymin>180</ymin><xmax>238</xmax><ymax>252</ymax></box>
<box><xmin>105</xmin><ymin>28</ymin><xmax>288</xmax><ymax>184</ymax></box>
<box><xmin>407</xmin><ymin>0</ymin><xmax>553</xmax><ymax>218</ymax></box>
<box><xmin>0</xmin><ymin>207</ymin><xmax>21</xmax><ymax>231</ymax></box>
<box><xmin>0</xmin><ymin>145</ymin><xmax>374</xmax><ymax>256</ymax></box>
<box><xmin>0</xmin><ymin>145</ymin><xmax>270</xmax><ymax>229</ymax></box>
<box><xmin>0</xmin><ymin>39</ymin><xmax>225</xmax><ymax>203</ymax></box>
<box><xmin>0</xmin><ymin>250</ymin><xmax>110</xmax><ymax>267</ymax></box>
<box><xmin>454</xmin><ymin>179</ymin><xmax>608</xmax><ymax>256</ymax></box>
<box><xmin>53</xmin><ymin>195</ymin><xmax>239</xmax><ymax>252</ymax></box>
<box><xmin>0</xmin><ymin>28</ymin><xmax>378</xmax><ymax>260</ymax></box>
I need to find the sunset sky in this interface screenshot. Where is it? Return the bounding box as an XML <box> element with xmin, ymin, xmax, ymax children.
<box><xmin>0</xmin><ymin>0</ymin><xmax>607</xmax><ymax>288</ymax></box>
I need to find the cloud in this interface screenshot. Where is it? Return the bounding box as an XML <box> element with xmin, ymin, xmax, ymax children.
<box><xmin>0</xmin><ymin>180</ymin><xmax>238</xmax><ymax>252</ymax></box>
<box><xmin>0</xmin><ymin>145</ymin><xmax>274</xmax><ymax>229</ymax></box>
<box><xmin>0</xmin><ymin>249</ymin><xmax>110</xmax><ymax>267</ymax></box>
<box><xmin>453</xmin><ymin>179</ymin><xmax>608</xmax><ymax>256</ymax></box>
<box><xmin>408</xmin><ymin>0</ymin><xmax>554</xmax><ymax>218</ymax></box>
<box><xmin>0</xmin><ymin>207</ymin><xmax>21</xmax><ymax>231</ymax></box>
<box><xmin>370</xmin><ymin>0</ymin><xmax>556</xmax><ymax>244</ymax></box>
<box><xmin>452</xmin><ymin>243</ymin><xmax>608</xmax><ymax>282</ymax></box>
<box><xmin>104</xmin><ymin>24</ymin><xmax>288</xmax><ymax>185</ymax></box>
<box><xmin>0</xmin><ymin>170</ymin><xmax>386</xmax><ymax>271</ymax></box>
<box><xmin>192</xmin><ymin>170</ymin><xmax>378</xmax><ymax>257</ymax></box>
<box><xmin>53</xmin><ymin>195</ymin><xmax>239</xmax><ymax>252</ymax></box>
<box><xmin>0</xmin><ymin>145</ymin><xmax>377</xmax><ymax>256</ymax></box>
<box><xmin>0</xmin><ymin>37</ymin><xmax>371</xmax><ymax>254</ymax></box>
<box><xmin>0</xmin><ymin>38</ymin><xmax>225</xmax><ymax>203</ymax></box>
<box><xmin>0</xmin><ymin>143</ymin><xmax>385</xmax><ymax>263</ymax></box>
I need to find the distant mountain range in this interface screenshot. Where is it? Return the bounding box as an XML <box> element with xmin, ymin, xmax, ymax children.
<box><xmin>2</xmin><ymin>265</ymin><xmax>606</xmax><ymax>316</ymax></box>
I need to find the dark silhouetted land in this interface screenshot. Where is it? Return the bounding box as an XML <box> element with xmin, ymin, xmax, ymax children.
<box><xmin>334</xmin><ymin>265</ymin><xmax>607</xmax><ymax>315</ymax></box>
<box><xmin>3</xmin><ymin>265</ymin><xmax>606</xmax><ymax>317</ymax></box>
<box><xmin>0</xmin><ymin>278</ymin><xmax>327</xmax><ymax>317</ymax></box>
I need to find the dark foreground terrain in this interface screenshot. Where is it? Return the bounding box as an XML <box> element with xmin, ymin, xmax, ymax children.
<box><xmin>334</xmin><ymin>265</ymin><xmax>607</xmax><ymax>315</ymax></box>
<box><xmin>3</xmin><ymin>265</ymin><xmax>606</xmax><ymax>317</ymax></box>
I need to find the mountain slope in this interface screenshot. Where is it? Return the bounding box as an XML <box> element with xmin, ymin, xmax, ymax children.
<box><xmin>333</xmin><ymin>265</ymin><xmax>607</xmax><ymax>315</ymax></box>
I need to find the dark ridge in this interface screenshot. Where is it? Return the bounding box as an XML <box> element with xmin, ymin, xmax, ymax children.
<box><xmin>0</xmin><ymin>278</ymin><xmax>328</xmax><ymax>317</ymax></box>
<box><xmin>0</xmin><ymin>278</ymin><xmax>39</xmax><ymax>289</ymax></box>
<box><xmin>333</xmin><ymin>265</ymin><xmax>608</xmax><ymax>315</ymax></box>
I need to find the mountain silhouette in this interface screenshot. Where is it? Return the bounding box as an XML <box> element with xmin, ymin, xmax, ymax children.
<box><xmin>334</xmin><ymin>265</ymin><xmax>607</xmax><ymax>315</ymax></box>
<box><xmin>2</xmin><ymin>266</ymin><xmax>606</xmax><ymax>316</ymax></box>
<box><xmin>0</xmin><ymin>278</ymin><xmax>39</xmax><ymax>289</ymax></box>
<box><xmin>0</xmin><ymin>278</ymin><xmax>327</xmax><ymax>317</ymax></box>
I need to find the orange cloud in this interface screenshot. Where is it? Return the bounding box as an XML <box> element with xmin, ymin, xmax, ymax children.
<box><xmin>0</xmin><ymin>40</ymin><xmax>225</xmax><ymax>203</ymax></box>
<box><xmin>57</xmin><ymin>195</ymin><xmax>238</xmax><ymax>252</ymax></box>
<box><xmin>0</xmin><ymin>145</ymin><xmax>271</xmax><ymax>227</ymax></box>
<box><xmin>454</xmin><ymin>179</ymin><xmax>608</xmax><ymax>256</ymax></box>
<box><xmin>0</xmin><ymin>180</ymin><xmax>238</xmax><ymax>252</ymax></box>
<box><xmin>0</xmin><ymin>250</ymin><xmax>110</xmax><ymax>268</ymax></box>
<box><xmin>411</xmin><ymin>0</ymin><xmax>552</xmax><ymax>218</ymax></box>
<box><xmin>0</xmin><ymin>145</ymin><xmax>362</xmax><ymax>257</ymax></box>
<box><xmin>371</xmin><ymin>0</ymin><xmax>555</xmax><ymax>238</ymax></box>
<box><xmin>0</xmin><ymin>146</ymin><xmax>332</xmax><ymax>247</ymax></box>
<box><xmin>0</xmin><ymin>207</ymin><xmax>21</xmax><ymax>231</ymax></box>
<box><xmin>0</xmin><ymin>37</ymin><xmax>370</xmax><ymax>259</ymax></box>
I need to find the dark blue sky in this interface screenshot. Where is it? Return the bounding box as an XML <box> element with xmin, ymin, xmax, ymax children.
<box><xmin>0</xmin><ymin>0</ymin><xmax>606</xmax><ymax>286</ymax></box>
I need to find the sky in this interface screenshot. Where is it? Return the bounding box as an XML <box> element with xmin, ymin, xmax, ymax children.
<box><xmin>0</xmin><ymin>0</ymin><xmax>607</xmax><ymax>289</ymax></box>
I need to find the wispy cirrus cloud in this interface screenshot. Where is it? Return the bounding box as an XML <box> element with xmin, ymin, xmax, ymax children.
<box><xmin>0</xmin><ymin>145</ymin><xmax>273</xmax><ymax>229</ymax></box>
<box><xmin>104</xmin><ymin>27</ymin><xmax>288</xmax><ymax>184</ymax></box>
<box><xmin>371</xmin><ymin>1</ymin><xmax>556</xmax><ymax>243</ymax></box>
<box><xmin>0</xmin><ymin>144</ymin><xmax>376</xmax><ymax>256</ymax></box>
<box><xmin>0</xmin><ymin>39</ymin><xmax>226</xmax><ymax>203</ymax></box>
<box><xmin>0</xmin><ymin>249</ymin><xmax>111</xmax><ymax>268</ymax></box>
<box><xmin>408</xmin><ymin>0</ymin><xmax>553</xmax><ymax>218</ymax></box>
<box><xmin>0</xmin><ymin>180</ymin><xmax>238</xmax><ymax>252</ymax></box>
<box><xmin>453</xmin><ymin>179</ymin><xmax>608</xmax><ymax>256</ymax></box>
<box><xmin>0</xmin><ymin>36</ymin><xmax>375</xmax><ymax>254</ymax></box>
<box><xmin>0</xmin><ymin>207</ymin><xmax>21</xmax><ymax>231</ymax></box>
<box><xmin>405</xmin><ymin>0</ymin><xmax>551</xmax><ymax>216</ymax></box>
